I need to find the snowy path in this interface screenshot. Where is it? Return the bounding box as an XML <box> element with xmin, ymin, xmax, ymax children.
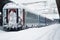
<box><xmin>0</xmin><ymin>24</ymin><xmax>60</xmax><ymax>40</ymax></box>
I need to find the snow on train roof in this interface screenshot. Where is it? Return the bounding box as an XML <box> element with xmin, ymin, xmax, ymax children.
<box><xmin>3</xmin><ymin>2</ymin><xmax>20</xmax><ymax>9</ymax></box>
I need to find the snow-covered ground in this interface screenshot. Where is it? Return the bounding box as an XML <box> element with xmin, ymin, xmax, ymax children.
<box><xmin>0</xmin><ymin>23</ymin><xmax>60</xmax><ymax>40</ymax></box>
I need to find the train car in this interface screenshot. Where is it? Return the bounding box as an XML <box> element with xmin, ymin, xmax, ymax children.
<box><xmin>0</xmin><ymin>0</ymin><xmax>54</xmax><ymax>31</ymax></box>
<box><xmin>2</xmin><ymin>2</ymin><xmax>24</xmax><ymax>31</ymax></box>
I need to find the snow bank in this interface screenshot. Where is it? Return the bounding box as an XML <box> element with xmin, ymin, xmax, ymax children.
<box><xmin>0</xmin><ymin>24</ymin><xmax>60</xmax><ymax>40</ymax></box>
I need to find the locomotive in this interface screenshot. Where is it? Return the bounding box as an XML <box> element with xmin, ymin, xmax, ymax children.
<box><xmin>0</xmin><ymin>0</ymin><xmax>25</xmax><ymax>31</ymax></box>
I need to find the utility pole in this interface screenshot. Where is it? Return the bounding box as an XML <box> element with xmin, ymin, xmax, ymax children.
<box><xmin>56</xmin><ymin>0</ymin><xmax>60</xmax><ymax>23</ymax></box>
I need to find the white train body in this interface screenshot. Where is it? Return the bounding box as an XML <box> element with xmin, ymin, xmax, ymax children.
<box><xmin>3</xmin><ymin>2</ymin><xmax>24</xmax><ymax>31</ymax></box>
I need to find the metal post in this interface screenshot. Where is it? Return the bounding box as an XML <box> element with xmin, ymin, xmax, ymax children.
<box><xmin>56</xmin><ymin>0</ymin><xmax>60</xmax><ymax>23</ymax></box>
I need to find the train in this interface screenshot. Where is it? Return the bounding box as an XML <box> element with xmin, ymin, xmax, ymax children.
<box><xmin>0</xmin><ymin>0</ymin><xmax>54</xmax><ymax>31</ymax></box>
<box><xmin>0</xmin><ymin>1</ymin><xmax>26</xmax><ymax>31</ymax></box>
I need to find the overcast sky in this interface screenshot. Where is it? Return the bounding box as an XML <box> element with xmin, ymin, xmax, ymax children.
<box><xmin>11</xmin><ymin>0</ymin><xmax>59</xmax><ymax>19</ymax></box>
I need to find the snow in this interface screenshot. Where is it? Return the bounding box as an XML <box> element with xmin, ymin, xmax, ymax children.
<box><xmin>0</xmin><ymin>24</ymin><xmax>60</xmax><ymax>40</ymax></box>
<box><xmin>0</xmin><ymin>0</ymin><xmax>60</xmax><ymax>40</ymax></box>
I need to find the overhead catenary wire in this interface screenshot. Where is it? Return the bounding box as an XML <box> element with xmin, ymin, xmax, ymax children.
<box><xmin>22</xmin><ymin>1</ymin><xmax>47</xmax><ymax>5</ymax></box>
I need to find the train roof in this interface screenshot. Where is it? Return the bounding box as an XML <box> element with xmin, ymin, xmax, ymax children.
<box><xmin>3</xmin><ymin>2</ymin><xmax>21</xmax><ymax>9</ymax></box>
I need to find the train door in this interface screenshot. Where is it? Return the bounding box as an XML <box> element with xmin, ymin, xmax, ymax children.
<box><xmin>6</xmin><ymin>9</ymin><xmax>18</xmax><ymax>27</ymax></box>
